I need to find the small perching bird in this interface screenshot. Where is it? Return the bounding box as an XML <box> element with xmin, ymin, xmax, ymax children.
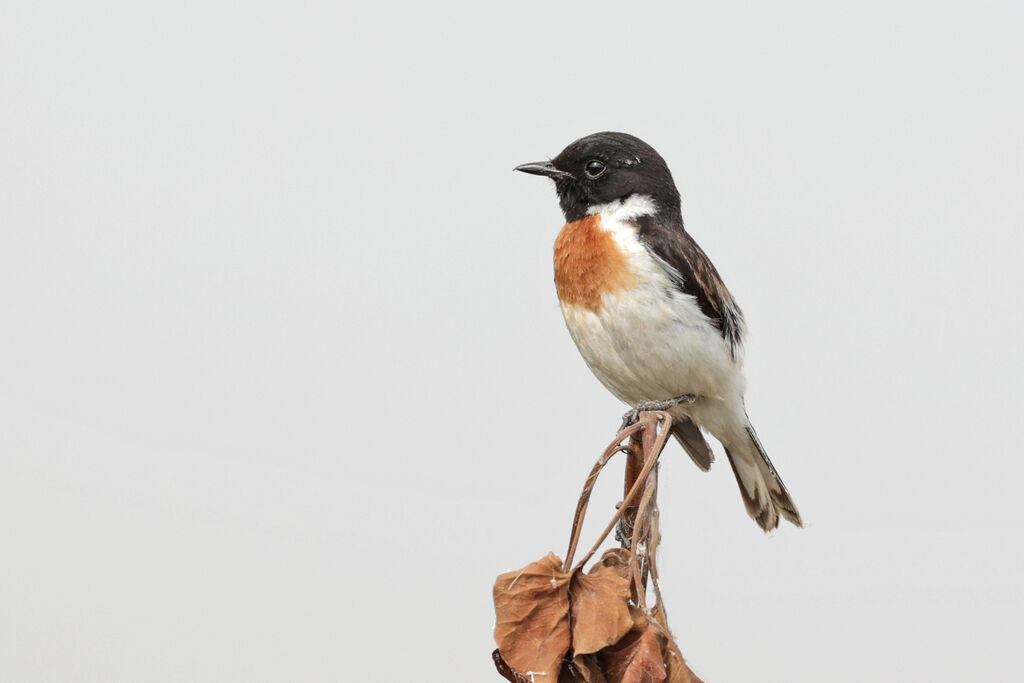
<box><xmin>515</xmin><ymin>132</ymin><xmax>801</xmax><ymax>532</ymax></box>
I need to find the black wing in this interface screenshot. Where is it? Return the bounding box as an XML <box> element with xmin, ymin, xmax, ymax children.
<box><xmin>636</xmin><ymin>215</ymin><xmax>745</xmax><ymax>358</ymax></box>
<box><xmin>671</xmin><ymin>417</ymin><xmax>715</xmax><ymax>471</ymax></box>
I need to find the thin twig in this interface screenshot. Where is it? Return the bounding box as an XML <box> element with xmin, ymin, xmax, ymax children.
<box><xmin>562</xmin><ymin>423</ymin><xmax>645</xmax><ymax>572</ymax></box>
<box><xmin>570</xmin><ymin>412</ymin><xmax>673</xmax><ymax>574</ymax></box>
<box><xmin>629</xmin><ymin>470</ymin><xmax>659</xmax><ymax>611</ymax></box>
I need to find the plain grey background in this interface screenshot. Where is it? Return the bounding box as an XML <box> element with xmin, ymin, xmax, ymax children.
<box><xmin>2</xmin><ymin>1</ymin><xmax>1022</xmax><ymax>681</ymax></box>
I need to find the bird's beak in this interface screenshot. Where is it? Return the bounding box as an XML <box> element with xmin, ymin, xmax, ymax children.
<box><xmin>513</xmin><ymin>161</ymin><xmax>572</xmax><ymax>179</ymax></box>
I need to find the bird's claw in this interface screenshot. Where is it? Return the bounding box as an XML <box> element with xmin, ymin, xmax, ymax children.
<box><xmin>619</xmin><ymin>394</ymin><xmax>697</xmax><ymax>431</ymax></box>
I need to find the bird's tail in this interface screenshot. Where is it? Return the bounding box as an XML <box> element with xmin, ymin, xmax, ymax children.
<box><xmin>723</xmin><ymin>420</ymin><xmax>802</xmax><ymax>532</ymax></box>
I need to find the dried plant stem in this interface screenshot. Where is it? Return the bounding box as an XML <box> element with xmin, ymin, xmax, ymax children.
<box><xmin>567</xmin><ymin>412</ymin><xmax>673</xmax><ymax>574</ymax></box>
<box><xmin>620</xmin><ymin>433</ymin><xmax>645</xmax><ymax>546</ymax></box>
<box><xmin>629</xmin><ymin>467</ymin><xmax>659</xmax><ymax>611</ymax></box>
<box><xmin>562</xmin><ymin>423</ymin><xmax>643</xmax><ymax>572</ymax></box>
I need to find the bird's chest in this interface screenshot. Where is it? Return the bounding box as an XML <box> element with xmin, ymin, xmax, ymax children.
<box><xmin>553</xmin><ymin>215</ymin><xmax>641</xmax><ymax>312</ymax></box>
<box><xmin>553</xmin><ymin>215</ymin><xmax>730</xmax><ymax>402</ymax></box>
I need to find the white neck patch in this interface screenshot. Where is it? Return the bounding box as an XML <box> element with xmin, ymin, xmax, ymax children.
<box><xmin>586</xmin><ymin>194</ymin><xmax>658</xmax><ymax>222</ymax></box>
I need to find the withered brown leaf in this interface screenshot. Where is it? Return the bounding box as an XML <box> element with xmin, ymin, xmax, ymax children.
<box><xmin>570</xmin><ymin>563</ymin><xmax>634</xmax><ymax>656</ymax></box>
<box><xmin>565</xmin><ymin>654</ymin><xmax>609</xmax><ymax>683</ymax></box>
<box><xmin>662</xmin><ymin>647</ymin><xmax>694</xmax><ymax>683</ymax></box>
<box><xmin>493</xmin><ymin>649</ymin><xmax>530</xmax><ymax>683</ymax></box>
<box><xmin>494</xmin><ymin>553</ymin><xmax>572</xmax><ymax>683</ymax></box>
<box><xmin>598</xmin><ymin>609</ymin><xmax>667</xmax><ymax>683</ymax></box>
<box><xmin>648</xmin><ymin>606</ymin><xmax>697</xmax><ymax>683</ymax></box>
<box><xmin>598</xmin><ymin>547</ymin><xmax>632</xmax><ymax>579</ymax></box>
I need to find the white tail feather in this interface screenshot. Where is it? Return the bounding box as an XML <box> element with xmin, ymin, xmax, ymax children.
<box><xmin>724</xmin><ymin>422</ymin><xmax>802</xmax><ymax>532</ymax></box>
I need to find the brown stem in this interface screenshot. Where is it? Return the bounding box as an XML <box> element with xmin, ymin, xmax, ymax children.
<box><xmin>629</xmin><ymin>470</ymin><xmax>659</xmax><ymax>611</ymax></box>
<box><xmin>620</xmin><ymin>433</ymin><xmax>644</xmax><ymax>547</ymax></box>
<box><xmin>570</xmin><ymin>412</ymin><xmax>673</xmax><ymax>574</ymax></box>
<box><xmin>647</xmin><ymin>477</ymin><xmax>668</xmax><ymax>621</ymax></box>
<box><xmin>562</xmin><ymin>423</ymin><xmax>644</xmax><ymax>572</ymax></box>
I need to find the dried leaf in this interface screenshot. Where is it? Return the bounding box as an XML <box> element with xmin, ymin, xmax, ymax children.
<box><xmin>493</xmin><ymin>649</ymin><xmax>530</xmax><ymax>683</ymax></box>
<box><xmin>599</xmin><ymin>610</ymin><xmax>667</xmax><ymax>683</ymax></box>
<box><xmin>598</xmin><ymin>548</ymin><xmax>632</xmax><ymax>579</ymax></box>
<box><xmin>566</xmin><ymin>654</ymin><xmax>609</xmax><ymax>683</ymax></box>
<box><xmin>655</xmin><ymin>630</ymin><xmax>690</xmax><ymax>683</ymax></box>
<box><xmin>570</xmin><ymin>563</ymin><xmax>634</xmax><ymax>656</ymax></box>
<box><xmin>662</xmin><ymin>647</ymin><xmax>693</xmax><ymax>683</ymax></box>
<box><xmin>647</xmin><ymin>608</ymin><xmax>694</xmax><ymax>683</ymax></box>
<box><xmin>494</xmin><ymin>553</ymin><xmax>572</xmax><ymax>683</ymax></box>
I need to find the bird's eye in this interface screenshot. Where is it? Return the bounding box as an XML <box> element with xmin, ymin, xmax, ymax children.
<box><xmin>584</xmin><ymin>160</ymin><xmax>606</xmax><ymax>179</ymax></box>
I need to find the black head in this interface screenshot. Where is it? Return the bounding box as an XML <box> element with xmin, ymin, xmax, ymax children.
<box><xmin>515</xmin><ymin>132</ymin><xmax>681</xmax><ymax>223</ymax></box>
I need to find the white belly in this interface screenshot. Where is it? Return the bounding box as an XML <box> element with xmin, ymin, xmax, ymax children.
<box><xmin>561</xmin><ymin>282</ymin><xmax>741</xmax><ymax>407</ymax></box>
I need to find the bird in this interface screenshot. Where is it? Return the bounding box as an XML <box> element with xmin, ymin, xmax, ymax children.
<box><xmin>514</xmin><ymin>132</ymin><xmax>801</xmax><ymax>532</ymax></box>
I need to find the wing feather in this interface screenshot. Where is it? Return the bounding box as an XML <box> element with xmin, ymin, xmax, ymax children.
<box><xmin>636</xmin><ymin>215</ymin><xmax>745</xmax><ymax>358</ymax></box>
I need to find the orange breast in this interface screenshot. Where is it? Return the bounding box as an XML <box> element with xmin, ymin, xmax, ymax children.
<box><xmin>553</xmin><ymin>215</ymin><xmax>636</xmax><ymax>312</ymax></box>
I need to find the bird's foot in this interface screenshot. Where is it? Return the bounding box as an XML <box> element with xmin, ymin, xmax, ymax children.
<box><xmin>619</xmin><ymin>394</ymin><xmax>697</xmax><ymax>432</ymax></box>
